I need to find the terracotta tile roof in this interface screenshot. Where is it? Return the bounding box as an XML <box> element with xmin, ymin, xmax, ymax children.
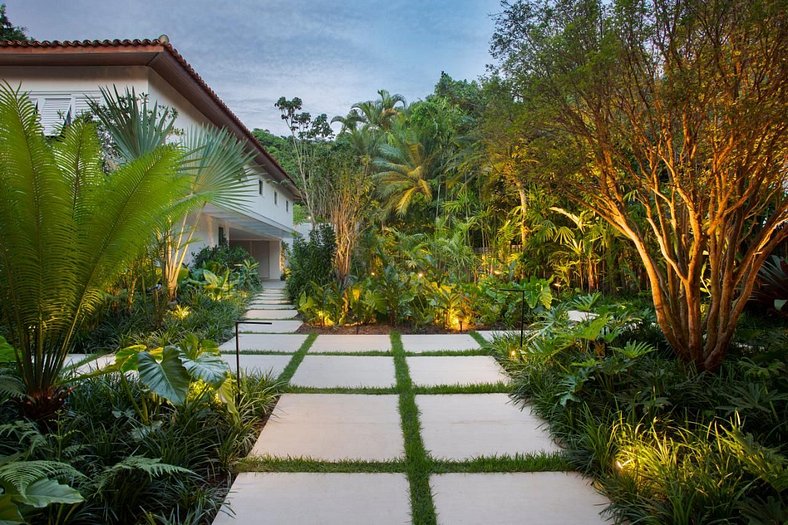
<box><xmin>0</xmin><ymin>37</ymin><xmax>297</xmax><ymax>193</ymax></box>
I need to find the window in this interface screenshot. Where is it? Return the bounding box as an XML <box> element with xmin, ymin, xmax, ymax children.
<box><xmin>274</xmin><ymin>191</ymin><xmax>278</xmax><ymax>205</ymax></box>
<box><xmin>286</xmin><ymin>200</ymin><xmax>289</xmax><ymax>212</ymax></box>
<box><xmin>29</xmin><ymin>91</ymin><xmax>99</xmax><ymax>135</ymax></box>
<box><xmin>258</xmin><ymin>179</ymin><xmax>263</xmax><ymax>196</ymax></box>
<box><xmin>218</xmin><ymin>226</ymin><xmax>226</xmax><ymax>246</ymax></box>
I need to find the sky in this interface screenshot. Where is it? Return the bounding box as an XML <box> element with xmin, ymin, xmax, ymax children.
<box><xmin>7</xmin><ymin>0</ymin><xmax>502</xmax><ymax>135</ymax></box>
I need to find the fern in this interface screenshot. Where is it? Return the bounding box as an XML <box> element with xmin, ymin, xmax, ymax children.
<box><xmin>93</xmin><ymin>456</ymin><xmax>193</xmax><ymax>494</ymax></box>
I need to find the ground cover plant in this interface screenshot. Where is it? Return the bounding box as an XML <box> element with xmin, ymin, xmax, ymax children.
<box><xmin>489</xmin><ymin>297</ymin><xmax>787</xmax><ymax>524</ymax></box>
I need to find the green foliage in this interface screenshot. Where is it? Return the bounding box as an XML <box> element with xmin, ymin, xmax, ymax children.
<box><xmin>0</xmin><ymin>4</ymin><xmax>28</xmax><ymax>41</ymax></box>
<box><xmin>0</xmin><ymin>85</ymin><xmax>193</xmax><ymax>404</ymax></box>
<box><xmin>285</xmin><ymin>224</ymin><xmax>336</xmax><ymax>301</ymax></box>
<box><xmin>0</xmin><ymin>366</ymin><xmax>279</xmax><ymax>524</ymax></box>
<box><xmin>492</xmin><ymin>295</ymin><xmax>788</xmax><ymax>523</ymax></box>
<box><xmin>0</xmin><ymin>455</ymin><xmax>83</xmax><ymax>523</ymax></box>
<box><xmin>100</xmin><ymin>335</ymin><xmax>231</xmax><ymax>410</ymax></box>
<box><xmin>190</xmin><ymin>244</ymin><xmax>261</xmax><ymax>291</ymax></box>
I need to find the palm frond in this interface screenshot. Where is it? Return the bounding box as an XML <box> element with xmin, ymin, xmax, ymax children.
<box><xmin>0</xmin><ymin>84</ymin><xmax>79</xmax><ymax>383</ymax></box>
<box><xmin>179</xmin><ymin>125</ymin><xmax>254</xmax><ymax>212</ymax></box>
<box><xmin>89</xmin><ymin>86</ymin><xmax>176</xmax><ymax>161</ymax></box>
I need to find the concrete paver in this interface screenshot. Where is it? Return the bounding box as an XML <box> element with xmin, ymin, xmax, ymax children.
<box><xmin>431</xmin><ymin>472</ymin><xmax>609</xmax><ymax>524</ymax></box>
<box><xmin>290</xmin><ymin>356</ymin><xmax>395</xmax><ymax>388</ymax></box>
<box><xmin>233</xmin><ymin>320</ymin><xmax>303</xmax><ymax>333</ymax></box>
<box><xmin>475</xmin><ymin>330</ymin><xmax>523</xmax><ymax>342</ymax></box>
<box><xmin>251</xmin><ymin>394</ymin><xmax>403</xmax><ymax>460</ymax></box>
<box><xmin>406</xmin><ymin>356</ymin><xmax>508</xmax><ymax>387</ymax></box>
<box><xmin>247</xmin><ymin>303</ymin><xmax>294</xmax><ymax>310</ymax></box>
<box><xmin>309</xmin><ymin>335</ymin><xmax>392</xmax><ymax>353</ymax></box>
<box><xmin>220</xmin><ymin>354</ymin><xmax>292</xmax><ymax>378</ymax></box>
<box><xmin>219</xmin><ymin>333</ymin><xmax>307</xmax><ymax>352</ymax></box>
<box><xmin>416</xmin><ymin>394</ymin><xmax>560</xmax><ymax>459</ymax></box>
<box><xmin>212</xmin><ymin>473</ymin><xmax>411</xmax><ymax>525</ymax></box>
<box><xmin>400</xmin><ymin>334</ymin><xmax>480</xmax><ymax>353</ymax></box>
<box><xmin>244</xmin><ymin>309</ymin><xmax>299</xmax><ymax>319</ymax></box>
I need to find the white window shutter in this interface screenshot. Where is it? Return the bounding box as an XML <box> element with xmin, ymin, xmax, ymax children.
<box><xmin>73</xmin><ymin>94</ymin><xmax>97</xmax><ymax>117</ymax></box>
<box><xmin>39</xmin><ymin>97</ymin><xmax>71</xmax><ymax>135</ymax></box>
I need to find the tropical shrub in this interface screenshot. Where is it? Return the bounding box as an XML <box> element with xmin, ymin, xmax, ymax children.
<box><xmin>285</xmin><ymin>224</ymin><xmax>336</xmax><ymax>302</ymax></box>
<box><xmin>0</xmin><ymin>367</ymin><xmax>279</xmax><ymax>524</ymax></box>
<box><xmin>491</xmin><ymin>296</ymin><xmax>787</xmax><ymax>524</ymax></box>
<box><xmin>0</xmin><ymin>85</ymin><xmax>192</xmax><ymax>417</ymax></box>
<box><xmin>191</xmin><ymin>244</ymin><xmax>261</xmax><ymax>291</ymax></box>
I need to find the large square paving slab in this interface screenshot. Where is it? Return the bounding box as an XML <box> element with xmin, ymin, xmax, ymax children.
<box><xmin>251</xmin><ymin>394</ymin><xmax>403</xmax><ymax>460</ymax></box>
<box><xmin>290</xmin><ymin>356</ymin><xmax>395</xmax><ymax>388</ymax></box>
<box><xmin>212</xmin><ymin>472</ymin><xmax>410</xmax><ymax>525</ymax></box>
<box><xmin>220</xmin><ymin>354</ymin><xmax>292</xmax><ymax>378</ymax></box>
<box><xmin>431</xmin><ymin>472</ymin><xmax>609</xmax><ymax>524</ymax></box>
<box><xmin>247</xmin><ymin>303</ymin><xmax>294</xmax><ymax>310</ymax></box>
<box><xmin>475</xmin><ymin>330</ymin><xmax>523</xmax><ymax>342</ymax></box>
<box><xmin>407</xmin><ymin>356</ymin><xmax>508</xmax><ymax>387</ymax></box>
<box><xmin>310</xmin><ymin>335</ymin><xmax>392</xmax><ymax>353</ymax></box>
<box><xmin>416</xmin><ymin>394</ymin><xmax>559</xmax><ymax>459</ymax></box>
<box><xmin>219</xmin><ymin>333</ymin><xmax>307</xmax><ymax>352</ymax></box>
<box><xmin>244</xmin><ymin>309</ymin><xmax>299</xmax><ymax>319</ymax></box>
<box><xmin>401</xmin><ymin>334</ymin><xmax>480</xmax><ymax>353</ymax></box>
<box><xmin>234</xmin><ymin>320</ymin><xmax>303</xmax><ymax>333</ymax></box>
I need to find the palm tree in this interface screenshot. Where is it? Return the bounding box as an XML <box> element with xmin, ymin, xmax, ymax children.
<box><xmin>373</xmin><ymin>124</ymin><xmax>435</xmax><ymax>217</ymax></box>
<box><xmin>90</xmin><ymin>88</ymin><xmax>253</xmax><ymax>301</ymax></box>
<box><xmin>0</xmin><ymin>85</ymin><xmax>192</xmax><ymax>416</ymax></box>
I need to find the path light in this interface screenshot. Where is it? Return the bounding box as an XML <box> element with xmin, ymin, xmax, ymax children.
<box><xmin>417</xmin><ymin>272</ymin><xmax>424</xmax><ymax>278</ymax></box>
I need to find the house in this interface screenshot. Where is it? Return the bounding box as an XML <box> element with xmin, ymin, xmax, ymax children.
<box><xmin>0</xmin><ymin>36</ymin><xmax>297</xmax><ymax>280</ymax></box>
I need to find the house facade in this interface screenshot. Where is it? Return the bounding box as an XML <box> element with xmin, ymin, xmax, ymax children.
<box><xmin>0</xmin><ymin>37</ymin><xmax>297</xmax><ymax>280</ymax></box>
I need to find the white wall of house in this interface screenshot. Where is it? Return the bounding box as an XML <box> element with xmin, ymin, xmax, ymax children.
<box><xmin>1</xmin><ymin>64</ymin><xmax>297</xmax><ymax>271</ymax></box>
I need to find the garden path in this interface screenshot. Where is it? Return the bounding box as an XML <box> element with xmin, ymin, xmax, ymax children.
<box><xmin>212</xmin><ymin>299</ymin><xmax>611</xmax><ymax>525</ymax></box>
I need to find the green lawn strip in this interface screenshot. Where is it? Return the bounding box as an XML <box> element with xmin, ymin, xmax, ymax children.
<box><xmin>284</xmin><ymin>385</ymin><xmax>398</xmax><ymax>395</ymax></box>
<box><xmin>430</xmin><ymin>452</ymin><xmax>571</xmax><ymax>473</ymax></box>
<box><xmin>413</xmin><ymin>382</ymin><xmax>511</xmax><ymax>395</ymax></box>
<box><xmin>236</xmin><ymin>456</ymin><xmax>406</xmax><ymax>473</ymax></box>
<box><xmin>405</xmin><ymin>349</ymin><xmax>492</xmax><ymax>357</ymax></box>
<box><xmin>468</xmin><ymin>330</ymin><xmax>489</xmax><ymax>348</ymax></box>
<box><xmin>391</xmin><ymin>331</ymin><xmax>438</xmax><ymax>525</ymax></box>
<box><xmin>276</xmin><ymin>334</ymin><xmax>317</xmax><ymax>383</ymax></box>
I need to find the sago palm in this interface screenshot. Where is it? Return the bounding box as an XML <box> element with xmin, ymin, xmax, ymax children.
<box><xmin>0</xmin><ymin>84</ymin><xmax>191</xmax><ymax>416</ymax></box>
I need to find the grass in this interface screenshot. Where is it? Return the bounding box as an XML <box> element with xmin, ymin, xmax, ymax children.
<box><xmin>430</xmin><ymin>453</ymin><xmax>572</xmax><ymax>473</ymax></box>
<box><xmin>233</xmin><ymin>329</ymin><xmax>579</xmax><ymax>524</ymax></box>
<box><xmin>236</xmin><ymin>456</ymin><xmax>406</xmax><ymax>473</ymax></box>
<box><xmin>404</xmin><ymin>349</ymin><xmax>491</xmax><ymax>356</ymax></box>
<box><xmin>285</xmin><ymin>385</ymin><xmax>398</xmax><ymax>394</ymax></box>
<box><xmin>413</xmin><ymin>382</ymin><xmax>510</xmax><ymax>394</ymax></box>
<box><xmin>276</xmin><ymin>334</ymin><xmax>316</xmax><ymax>383</ymax></box>
<box><xmin>391</xmin><ymin>331</ymin><xmax>438</xmax><ymax>525</ymax></box>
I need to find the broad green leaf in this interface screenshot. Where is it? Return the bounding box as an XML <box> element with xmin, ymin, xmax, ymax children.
<box><xmin>21</xmin><ymin>478</ymin><xmax>83</xmax><ymax>508</ymax></box>
<box><xmin>137</xmin><ymin>347</ymin><xmax>190</xmax><ymax>405</ymax></box>
<box><xmin>113</xmin><ymin>345</ymin><xmax>145</xmax><ymax>372</ymax></box>
<box><xmin>0</xmin><ymin>494</ymin><xmax>24</xmax><ymax>524</ymax></box>
<box><xmin>0</xmin><ymin>337</ymin><xmax>15</xmax><ymax>363</ymax></box>
<box><xmin>182</xmin><ymin>353</ymin><xmax>229</xmax><ymax>388</ymax></box>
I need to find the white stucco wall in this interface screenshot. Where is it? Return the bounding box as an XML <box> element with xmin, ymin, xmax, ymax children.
<box><xmin>2</xmin><ymin>64</ymin><xmax>297</xmax><ymax>271</ymax></box>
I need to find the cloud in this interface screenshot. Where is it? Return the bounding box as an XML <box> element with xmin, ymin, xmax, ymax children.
<box><xmin>9</xmin><ymin>0</ymin><xmax>500</xmax><ymax>134</ymax></box>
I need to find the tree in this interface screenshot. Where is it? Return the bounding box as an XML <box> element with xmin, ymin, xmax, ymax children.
<box><xmin>0</xmin><ymin>4</ymin><xmax>28</xmax><ymax>41</ymax></box>
<box><xmin>275</xmin><ymin>97</ymin><xmax>333</xmax><ymax>226</ymax></box>
<box><xmin>0</xmin><ymin>85</ymin><xmax>190</xmax><ymax>415</ymax></box>
<box><xmin>492</xmin><ymin>0</ymin><xmax>788</xmax><ymax>370</ymax></box>
<box><xmin>320</xmin><ymin>145</ymin><xmax>371</xmax><ymax>282</ymax></box>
